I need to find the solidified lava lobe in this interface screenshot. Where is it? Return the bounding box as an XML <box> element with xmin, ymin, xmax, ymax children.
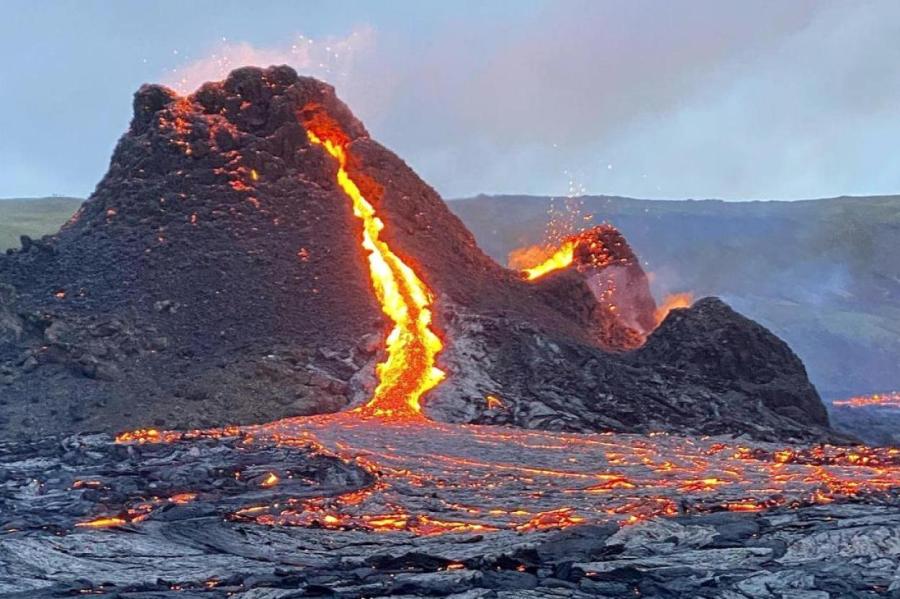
<box><xmin>301</xmin><ymin>107</ymin><xmax>444</xmax><ymax>419</ymax></box>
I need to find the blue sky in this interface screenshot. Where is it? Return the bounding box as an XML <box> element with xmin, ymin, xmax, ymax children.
<box><xmin>1</xmin><ymin>1</ymin><xmax>899</xmax><ymax>200</ymax></box>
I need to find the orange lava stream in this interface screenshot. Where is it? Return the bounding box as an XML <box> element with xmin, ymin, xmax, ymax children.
<box><xmin>304</xmin><ymin>127</ymin><xmax>444</xmax><ymax>419</ymax></box>
<box><xmin>519</xmin><ymin>241</ymin><xmax>576</xmax><ymax>280</ymax></box>
<box><xmin>833</xmin><ymin>391</ymin><xmax>900</xmax><ymax>409</ymax></box>
<box><xmin>75</xmin><ymin>517</ymin><xmax>127</xmax><ymax>528</ymax></box>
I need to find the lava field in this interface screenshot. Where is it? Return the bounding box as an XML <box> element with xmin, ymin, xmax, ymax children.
<box><xmin>2</xmin><ymin>413</ymin><xmax>900</xmax><ymax>597</ymax></box>
<box><xmin>92</xmin><ymin>414</ymin><xmax>900</xmax><ymax>533</ymax></box>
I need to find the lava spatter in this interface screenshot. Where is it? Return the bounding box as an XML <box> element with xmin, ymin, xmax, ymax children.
<box><xmin>512</xmin><ymin>225</ymin><xmax>634</xmax><ymax>281</ymax></box>
<box><xmin>302</xmin><ymin>109</ymin><xmax>444</xmax><ymax>419</ymax></box>
<box><xmin>512</xmin><ymin>224</ymin><xmax>663</xmax><ymax>349</ymax></box>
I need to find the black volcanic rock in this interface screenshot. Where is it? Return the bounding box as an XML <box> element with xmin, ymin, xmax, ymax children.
<box><xmin>637</xmin><ymin>297</ymin><xmax>829</xmax><ymax>427</ymax></box>
<box><xmin>0</xmin><ymin>65</ymin><xmax>837</xmax><ymax>442</ymax></box>
<box><xmin>0</xmin><ymin>68</ymin><xmax>386</xmax><ymax>440</ymax></box>
<box><xmin>429</xmin><ymin>297</ymin><xmax>841</xmax><ymax>442</ymax></box>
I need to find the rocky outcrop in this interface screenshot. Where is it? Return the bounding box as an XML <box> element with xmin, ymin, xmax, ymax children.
<box><xmin>637</xmin><ymin>297</ymin><xmax>829</xmax><ymax>428</ymax></box>
<box><xmin>429</xmin><ymin>298</ymin><xmax>840</xmax><ymax>442</ymax></box>
<box><xmin>0</xmin><ymin>66</ymin><xmax>836</xmax><ymax>442</ymax></box>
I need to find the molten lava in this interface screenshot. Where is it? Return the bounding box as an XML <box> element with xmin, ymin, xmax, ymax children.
<box><xmin>511</xmin><ymin>225</ymin><xmax>641</xmax><ymax>281</ymax></box>
<box><xmin>654</xmin><ymin>292</ymin><xmax>694</xmax><ymax>325</ymax></box>
<box><xmin>512</xmin><ymin>230</ymin><xmax>614</xmax><ymax>281</ymax></box>
<box><xmin>833</xmin><ymin>391</ymin><xmax>900</xmax><ymax>409</ymax></box>
<box><xmin>517</xmin><ymin>241</ymin><xmax>576</xmax><ymax>280</ymax></box>
<box><xmin>91</xmin><ymin>414</ymin><xmax>900</xmax><ymax>535</ymax></box>
<box><xmin>302</xmin><ymin>110</ymin><xmax>444</xmax><ymax>419</ymax></box>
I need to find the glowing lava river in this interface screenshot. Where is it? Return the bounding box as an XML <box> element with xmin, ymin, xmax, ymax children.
<box><xmin>102</xmin><ymin>415</ymin><xmax>900</xmax><ymax>536</ymax></box>
<box><xmin>303</xmin><ymin>110</ymin><xmax>444</xmax><ymax>420</ymax></box>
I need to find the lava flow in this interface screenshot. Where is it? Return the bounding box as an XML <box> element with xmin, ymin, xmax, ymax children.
<box><xmin>301</xmin><ymin>108</ymin><xmax>444</xmax><ymax>419</ymax></box>
<box><xmin>833</xmin><ymin>391</ymin><xmax>900</xmax><ymax>409</ymax></box>
<box><xmin>91</xmin><ymin>414</ymin><xmax>900</xmax><ymax>535</ymax></box>
<box><xmin>518</xmin><ymin>240</ymin><xmax>577</xmax><ymax>280</ymax></box>
<box><xmin>512</xmin><ymin>227</ymin><xmax>622</xmax><ymax>281</ymax></box>
<box><xmin>511</xmin><ymin>225</ymin><xmax>646</xmax><ymax>283</ymax></box>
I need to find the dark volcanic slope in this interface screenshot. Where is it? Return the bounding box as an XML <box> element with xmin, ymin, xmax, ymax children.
<box><xmin>429</xmin><ymin>297</ymin><xmax>834</xmax><ymax>442</ymax></box>
<box><xmin>0</xmin><ymin>69</ymin><xmax>384</xmax><ymax>438</ymax></box>
<box><xmin>0</xmin><ymin>66</ymin><xmax>837</xmax><ymax>443</ymax></box>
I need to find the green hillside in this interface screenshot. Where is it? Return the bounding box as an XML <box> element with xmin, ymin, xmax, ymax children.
<box><xmin>0</xmin><ymin>197</ymin><xmax>82</xmax><ymax>250</ymax></box>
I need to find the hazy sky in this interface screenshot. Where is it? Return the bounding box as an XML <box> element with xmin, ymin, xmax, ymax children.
<box><xmin>2</xmin><ymin>1</ymin><xmax>899</xmax><ymax>200</ymax></box>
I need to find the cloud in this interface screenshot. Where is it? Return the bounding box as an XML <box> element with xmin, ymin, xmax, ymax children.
<box><xmin>159</xmin><ymin>2</ymin><xmax>900</xmax><ymax>200</ymax></box>
<box><xmin>162</xmin><ymin>27</ymin><xmax>375</xmax><ymax>95</ymax></box>
<box><xmin>598</xmin><ymin>1</ymin><xmax>900</xmax><ymax>199</ymax></box>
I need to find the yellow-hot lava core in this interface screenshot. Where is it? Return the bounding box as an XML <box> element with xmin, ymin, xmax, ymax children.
<box><xmin>304</xmin><ymin>126</ymin><xmax>444</xmax><ymax>419</ymax></box>
<box><xmin>521</xmin><ymin>241</ymin><xmax>576</xmax><ymax>280</ymax></box>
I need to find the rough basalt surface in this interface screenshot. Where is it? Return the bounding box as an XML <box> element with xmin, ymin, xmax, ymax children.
<box><xmin>430</xmin><ymin>298</ymin><xmax>838</xmax><ymax>442</ymax></box>
<box><xmin>6</xmin><ymin>504</ymin><xmax>899</xmax><ymax>598</ymax></box>
<box><xmin>1</xmin><ymin>430</ymin><xmax>897</xmax><ymax>598</ymax></box>
<box><xmin>0</xmin><ymin>65</ymin><xmax>835</xmax><ymax>442</ymax></box>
